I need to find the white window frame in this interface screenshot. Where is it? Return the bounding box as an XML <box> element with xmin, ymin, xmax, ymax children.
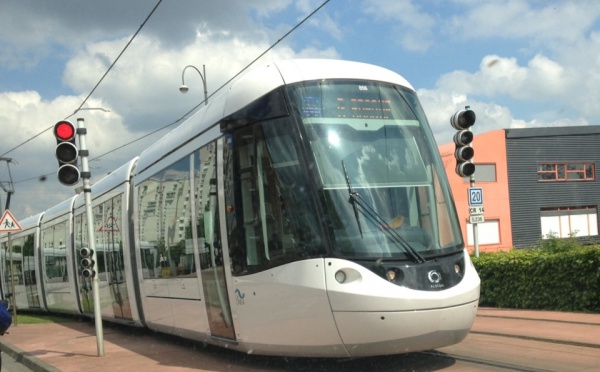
<box><xmin>540</xmin><ymin>206</ymin><xmax>599</xmax><ymax>238</ymax></box>
<box><xmin>467</xmin><ymin>219</ymin><xmax>500</xmax><ymax>245</ymax></box>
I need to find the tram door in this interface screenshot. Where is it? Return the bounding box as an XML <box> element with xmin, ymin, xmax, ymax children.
<box><xmin>197</xmin><ymin>139</ymin><xmax>235</xmax><ymax>340</ymax></box>
<box><xmin>99</xmin><ymin>197</ymin><xmax>132</xmax><ymax>320</ymax></box>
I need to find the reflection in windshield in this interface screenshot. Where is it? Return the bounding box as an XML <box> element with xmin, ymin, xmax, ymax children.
<box><xmin>342</xmin><ymin>160</ymin><xmax>426</xmax><ymax>263</ymax></box>
<box><xmin>289</xmin><ymin>80</ymin><xmax>463</xmax><ymax>260</ymax></box>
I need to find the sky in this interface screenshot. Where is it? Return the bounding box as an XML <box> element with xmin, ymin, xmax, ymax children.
<box><xmin>1</xmin><ymin>0</ymin><xmax>600</xmax><ymax>220</ymax></box>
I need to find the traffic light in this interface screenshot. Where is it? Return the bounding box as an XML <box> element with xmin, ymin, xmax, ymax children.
<box><xmin>80</xmin><ymin>247</ymin><xmax>95</xmax><ymax>278</ymax></box>
<box><xmin>450</xmin><ymin>109</ymin><xmax>476</xmax><ymax>177</ymax></box>
<box><xmin>54</xmin><ymin>120</ymin><xmax>80</xmax><ymax>186</ymax></box>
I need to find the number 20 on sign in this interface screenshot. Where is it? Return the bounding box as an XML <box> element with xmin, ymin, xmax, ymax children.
<box><xmin>468</xmin><ymin>187</ymin><xmax>483</xmax><ymax>206</ymax></box>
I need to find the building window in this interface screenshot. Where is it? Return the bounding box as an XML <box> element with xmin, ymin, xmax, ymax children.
<box><xmin>537</xmin><ymin>162</ymin><xmax>595</xmax><ymax>181</ymax></box>
<box><xmin>466</xmin><ymin>219</ymin><xmax>500</xmax><ymax>245</ymax></box>
<box><xmin>463</xmin><ymin>163</ymin><xmax>496</xmax><ymax>182</ymax></box>
<box><xmin>540</xmin><ymin>206</ymin><xmax>598</xmax><ymax>238</ymax></box>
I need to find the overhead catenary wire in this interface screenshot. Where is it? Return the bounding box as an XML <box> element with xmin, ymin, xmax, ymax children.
<box><xmin>0</xmin><ymin>0</ymin><xmax>165</xmax><ymax>159</ymax></box>
<box><xmin>10</xmin><ymin>0</ymin><xmax>330</xmax><ymax>184</ymax></box>
<box><xmin>91</xmin><ymin>0</ymin><xmax>331</xmax><ymax>162</ymax></box>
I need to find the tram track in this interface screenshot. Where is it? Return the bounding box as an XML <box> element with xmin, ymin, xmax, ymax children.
<box><xmin>423</xmin><ymin>350</ymin><xmax>555</xmax><ymax>372</ymax></box>
<box><xmin>473</xmin><ymin>312</ymin><xmax>600</xmax><ymax>349</ymax></box>
<box><xmin>430</xmin><ymin>310</ymin><xmax>600</xmax><ymax>371</ymax></box>
<box><xmin>477</xmin><ymin>313</ymin><xmax>600</xmax><ymax>327</ymax></box>
<box><xmin>469</xmin><ymin>329</ymin><xmax>600</xmax><ymax>349</ymax></box>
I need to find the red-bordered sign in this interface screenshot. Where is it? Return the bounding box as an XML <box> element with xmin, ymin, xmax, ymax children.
<box><xmin>99</xmin><ymin>216</ymin><xmax>120</xmax><ymax>232</ymax></box>
<box><xmin>0</xmin><ymin>210</ymin><xmax>22</xmax><ymax>233</ymax></box>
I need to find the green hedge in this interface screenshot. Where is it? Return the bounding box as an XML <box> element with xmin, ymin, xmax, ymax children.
<box><xmin>472</xmin><ymin>237</ymin><xmax>600</xmax><ymax>312</ymax></box>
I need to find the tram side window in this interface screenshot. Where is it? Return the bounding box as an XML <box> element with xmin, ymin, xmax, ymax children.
<box><xmin>22</xmin><ymin>234</ymin><xmax>35</xmax><ymax>285</ymax></box>
<box><xmin>138</xmin><ymin>155</ymin><xmax>196</xmax><ymax>279</ymax></box>
<box><xmin>74</xmin><ymin>212</ymin><xmax>88</xmax><ymax>278</ymax></box>
<box><xmin>0</xmin><ymin>242</ymin><xmax>10</xmax><ymax>297</ymax></box>
<box><xmin>11</xmin><ymin>236</ymin><xmax>24</xmax><ymax>285</ymax></box>
<box><xmin>193</xmin><ymin>142</ymin><xmax>219</xmax><ymax>270</ymax></box>
<box><xmin>93</xmin><ymin>201</ymin><xmax>122</xmax><ymax>283</ymax></box>
<box><xmin>2</xmin><ymin>236</ymin><xmax>25</xmax><ymax>286</ymax></box>
<box><xmin>226</xmin><ymin>119</ymin><xmax>325</xmax><ymax>274</ymax></box>
<box><xmin>98</xmin><ymin>196</ymin><xmax>125</xmax><ymax>284</ymax></box>
<box><xmin>42</xmin><ymin>223</ymin><xmax>69</xmax><ymax>283</ymax></box>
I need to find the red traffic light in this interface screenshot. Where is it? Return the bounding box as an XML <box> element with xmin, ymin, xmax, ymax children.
<box><xmin>54</xmin><ymin>120</ymin><xmax>80</xmax><ymax>186</ymax></box>
<box><xmin>54</xmin><ymin>121</ymin><xmax>76</xmax><ymax>141</ymax></box>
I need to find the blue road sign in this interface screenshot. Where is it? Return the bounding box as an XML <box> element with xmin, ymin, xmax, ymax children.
<box><xmin>468</xmin><ymin>187</ymin><xmax>483</xmax><ymax>206</ymax></box>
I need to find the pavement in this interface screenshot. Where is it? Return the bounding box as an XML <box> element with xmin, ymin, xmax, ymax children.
<box><xmin>0</xmin><ymin>308</ymin><xmax>599</xmax><ymax>372</ymax></box>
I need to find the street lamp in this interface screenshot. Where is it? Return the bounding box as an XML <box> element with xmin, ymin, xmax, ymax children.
<box><xmin>180</xmin><ymin>64</ymin><xmax>208</xmax><ymax>104</ymax></box>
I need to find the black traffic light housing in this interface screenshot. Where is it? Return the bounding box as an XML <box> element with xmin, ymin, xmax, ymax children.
<box><xmin>80</xmin><ymin>247</ymin><xmax>96</xmax><ymax>278</ymax></box>
<box><xmin>450</xmin><ymin>109</ymin><xmax>476</xmax><ymax>177</ymax></box>
<box><xmin>54</xmin><ymin>120</ymin><xmax>81</xmax><ymax>186</ymax></box>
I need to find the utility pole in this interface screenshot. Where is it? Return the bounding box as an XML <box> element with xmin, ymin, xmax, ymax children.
<box><xmin>77</xmin><ymin>118</ymin><xmax>105</xmax><ymax>357</ymax></box>
<box><xmin>0</xmin><ymin>158</ymin><xmax>17</xmax><ymax>321</ymax></box>
<box><xmin>450</xmin><ymin>107</ymin><xmax>481</xmax><ymax>257</ymax></box>
<box><xmin>53</xmin><ymin>119</ymin><xmax>104</xmax><ymax>356</ymax></box>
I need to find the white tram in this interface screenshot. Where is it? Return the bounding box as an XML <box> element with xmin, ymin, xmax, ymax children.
<box><xmin>0</xmin><ymin>59</ymin><xmax>480</xmax><ymax>357</ymax></box>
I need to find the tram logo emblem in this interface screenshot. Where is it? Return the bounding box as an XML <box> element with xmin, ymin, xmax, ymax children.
<box><xmin>235</xmin><ymin>289</ymin><xmax>245</xmax><ymax>305</ymax></box>
<box><xmin>428</xmin><ymin>270</ymin><xmax>442</xmax><ymax>284</ymax></box>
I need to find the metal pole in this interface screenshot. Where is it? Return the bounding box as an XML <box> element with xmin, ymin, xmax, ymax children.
<box><xmin>180</xmin><ymin>65</ymin><xmax>208</xmax><ymax>104</ymax></box>
<box><xmin>202</xmin><ymin>64</ymin><xmax>208</xmax><ymax>104</ymax></box>
<box><xmin>2</xmin><ymin>167</ymin><xmax>16</xmax><ymax>324</ymax></box>
<box><xmin>77</xmin><ymin>118</ymin><xmax>104</xmax><ymax>357</ymax></box>
<box><xmin>8</xmin><ymin>232</ymin><xmax>16</xmax><ymax>325</ymax></box>
<box><xmin>470</xmin><ymin>175</ymin><xmax>479</xmax><ymax>258</ymax></box>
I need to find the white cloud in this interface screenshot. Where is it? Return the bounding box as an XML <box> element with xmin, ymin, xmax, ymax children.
<box><xmin>0</xmin><ymin>90</ymin><xmax>138</xmax><ymax>219</ymax></box>
<box><xmin>1</xmin><ymin>3</ymin><xmax>340</xmax><ymax>220</ymax></box>
<box><xmin>2</xmin><ymin>0</ymin><xmax>600</xmax><ymax>221</ymax></box>
<box><xmin>436</xmin><ymin>54</ymin><xmax>571</xmax><ymax>100</ymax></box>
<box><xmin>447</xmin><ymin>1</ymin><xmax>600</xmax><ymax>45</ymax></box>
<box><xmin>62</xmin><ymin>32</ymin><xmax>339</xmax><ymax>133</ymax></box>
<box><xmin>419</xmin><ymin>83</ymin><xmax>590</xmax><ymax>146</ymax></box>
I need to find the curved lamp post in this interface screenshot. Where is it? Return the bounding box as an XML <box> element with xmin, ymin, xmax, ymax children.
<box><xmin>180</xmin><ymin>64</ymin><xmax>208</xmax><ymax>104</ymax></box>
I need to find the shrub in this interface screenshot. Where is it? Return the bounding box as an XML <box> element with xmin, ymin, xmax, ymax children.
<box><xmin>472</xmin><ymin>242</ymin><xmax>600</xmax><ymax>312</ymax></box>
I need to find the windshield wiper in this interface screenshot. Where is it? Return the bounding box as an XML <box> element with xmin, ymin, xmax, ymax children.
<box><xmin>341</xmin><ymin>161</ymin><xmax>425</xmax><ymax>264</ymax></box>
<box><xmin>343</xmin><ymin>160</ymin><xmax>364</xmax><ymax>238</ymax></box>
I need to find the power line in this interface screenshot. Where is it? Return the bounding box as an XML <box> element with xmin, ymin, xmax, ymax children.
<box><xmin>11</xmin><ymin>0</ymin><xmax>331</xmax><ymax>184</ymax></box>
<box><xmin>91</xmin><ymin>0</ymin><xmax>331</xmax><ymax>163</ymax></box>
<box><xmin>67</xmin><ymin>0</ymin><xmax>164</xmax><ymax>119</ymax></box>
<box><xmin>0</xmin><ymin>0</ymin><xmax>164</xmax><ymax>159</ymax></box>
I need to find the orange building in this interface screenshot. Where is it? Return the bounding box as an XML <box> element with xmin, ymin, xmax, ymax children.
<box><xmin>439</xmin><ymin>126</ymin><xmax>600</xmax><ymax>253</ymax></box>
<box><xmin>439</xmin><ymin>130</ymin><xmax>512</xmax><ymax>253</ymax></box>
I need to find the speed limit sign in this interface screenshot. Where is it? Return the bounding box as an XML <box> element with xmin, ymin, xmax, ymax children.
<box><xmin>468</xmin><ymin>187</ymin><xmax>483</xmax><ymax>206</ymax></box>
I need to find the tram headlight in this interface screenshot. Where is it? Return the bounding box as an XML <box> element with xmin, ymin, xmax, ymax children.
<box><xmin>385</xmin><ymin>268</ymin><xmax>404</xmax><ymax>283</ymax></box>
<box><xmin>335</xmin><ymin>270</ymin><xmax>346</xmax><ymax>283</ymax></box>
<box><xmin>386</xmin><ymin>269</ymin><xmax>396</xmax><ymax>281</ymax></box>
<box><xmin>454</xmin><ymin>262</ymin><xmax>464</xmax><ymax>277</ymax></box>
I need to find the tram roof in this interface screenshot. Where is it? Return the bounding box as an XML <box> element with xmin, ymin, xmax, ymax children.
<box><xmin>135</xmin><ymin>59</ymin><xmax>414</xmax><ymax>177</ymax></box>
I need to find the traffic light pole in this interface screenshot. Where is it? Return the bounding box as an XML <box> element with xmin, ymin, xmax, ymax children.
<box><xmin>76</xmin><ymin>118</ymin><xmax>105</xmax><ymax>357</ymax></box>
<box><xmin>451</xmin><ymin>107</ymin><xmax>480</xmax><ymax>258</ymax></box>
<box><xmin>470</xmin><ymin>175</ymin><xmax>480</xmax><ymax>258</ymax></box>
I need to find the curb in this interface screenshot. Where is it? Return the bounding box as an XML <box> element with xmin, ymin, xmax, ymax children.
<box><xmin>0</xmin><ymin>340</ymin><xmax>60</xmax><ymax>372</ymax></box>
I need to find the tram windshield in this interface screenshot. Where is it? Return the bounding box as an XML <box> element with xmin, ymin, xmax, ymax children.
<box><xmin>289</xmin><ymin>80</ymin><xmax>464</xmax><ymax>260</ymax></box>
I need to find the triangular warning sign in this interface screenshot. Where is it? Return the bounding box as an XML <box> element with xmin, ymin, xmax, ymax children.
<box><xmin>0</xmin><ymin>210</ymin><xmax>22</xmax><ymax>233</ymax></box>
<box><xmin>99</xmin><ymin>216</ymin><xmax>120</xmax><ymax>232</ymax></box>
